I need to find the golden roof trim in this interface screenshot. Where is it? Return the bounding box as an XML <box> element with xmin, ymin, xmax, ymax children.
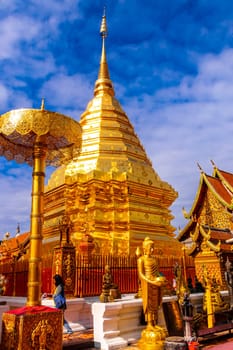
<box><xmin>212</xmin><ymin>161</ymin><xmax>233</xmax><ymax>197</ymax></box>
<box><xmin>199</xmin><ymin>225</ymin><xmax>221</xmax><ymax>252</ymax></box>
<box><xmin>203</xmin><ymin>172</ymin><xmax>232</xmax><ymax>209</ymax></box>
<box><xmin>181</xmin><ymin>171</ymin><xmax>205</xmax><ymax>219</ymax></box>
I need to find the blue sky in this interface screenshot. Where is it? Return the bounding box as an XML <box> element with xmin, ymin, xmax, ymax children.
<box><xmin>1</xmin><ymin>0</ymin><xmax>233</xmax><ymax>239</ymax></box>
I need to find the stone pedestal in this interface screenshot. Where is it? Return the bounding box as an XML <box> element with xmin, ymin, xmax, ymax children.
<box><xmin>1</xmin><ymin>305</ymin><xmax>63</xmax><ymax>350</ymax></box>
<box><xmin>92</xmin><ymin>297</ymin><xmax>144</xmax><ymax>350</ymax></box>
<box><xmin>42</xmin><ymin>297</ymin><xmax>93</xmax><ymax>331</ymax></box>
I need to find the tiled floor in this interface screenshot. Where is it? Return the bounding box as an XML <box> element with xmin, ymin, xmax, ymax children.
<box><xmin>62</xmin><ymin>329</ymin><xmax>233</xmax><ymax>349</ymax></box>
<box><xmin>199</xmin><ymin>332</ymin><xmax>233</xmax><ymax>349</ymax></box>
<box><xmin>62</xmin><ymin>329</ymin><xmax>94</xmax><ymax>349</ymax></box>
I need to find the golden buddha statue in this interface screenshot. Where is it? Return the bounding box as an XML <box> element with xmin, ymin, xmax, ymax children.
<box><xmin>99</xmin><ymin>265</ymin><xmax>121</xmax><ymax>302</ymax></box>
<box><xmin>137</xmin><ymin>237</ymin><xmax>167</xmax><ymax>350</ymax></box>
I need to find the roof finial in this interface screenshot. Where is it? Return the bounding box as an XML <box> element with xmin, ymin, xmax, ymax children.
<box><xmin>94</xmin><ymin>8</ymin><xmax>114</xmax><ymax>97</ymax></box>
<box><xmin>41</xmin><ymin>98</ymin><xmax>45</xmax><ymax>110</ymax></box>
<box><xmin>197</xmin><ymin>162</ymin><xmax>204</xmax><ymax>173</ymax></box>
<box><xmin>100</xmin><ymin>7</ymin><xmax>107</xmax><ymax>38</ymax></box>
<box><xmin>16</xmin><ymin>223</ymin><xmax>20</xmax><ymax>237</ymax></box>
<box><xmin>210</xmin><ymin>159</ymin><xmax>216</xmax><ymax>168</ymax></box>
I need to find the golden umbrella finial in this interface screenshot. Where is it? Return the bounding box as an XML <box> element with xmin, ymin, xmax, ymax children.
<box><xmin>40</xmin><ymin>98</ymin><xmax>45</xmax><ymax>110</ymax></box>
<box><xmin>95</xmin><ymin>8</ymin><xmax>114</xmax><ymax>97</ymax></box>
<box><xmin>0</xmin><ymin>108</ymin><xmax>81</xmax><ymax>306</ymax></box>
<box><xmin>100</xmin><ymin>7</ymin><xmax>107</xmax><ymax>38</ymax></box>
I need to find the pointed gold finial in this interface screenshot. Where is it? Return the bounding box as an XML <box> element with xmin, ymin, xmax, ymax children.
<box><xmin>210</xmin><ymin>159</ymin><xmax>216</xmax><ymax>168</ymax></box>
<box><xmin>94</xmin><ymin>8</ymin><xmax>114</xmax><ymax>97</ymax></box>
<box><xmin>40</xmin><ymin>98</ymin><xmax>45</xmax><ymax>110</ymax></box>
<box><xmin>197</xmin><ymin>162</ymin><xmax>204</xmax><ymax>172</ymax></box>
<box><xmin>100</xmin><ymin>7</ymin><xmax>107</xmax><ymax>38</ymax></box>
<box><xmin>182</xmin><ymin>207</ymin><xmax>189</xmax><ymax>219</ymax></box>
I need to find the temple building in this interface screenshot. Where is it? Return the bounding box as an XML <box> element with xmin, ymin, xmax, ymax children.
<box><xmin>0</xmin><ymin>14</ymin><xmax>183</xmax><ymax>272</ymax></box>
<box><xmin>41</xmin><ymin>14</ymin><xmax>181</xmax><ymax>257</ymax></box>
<box><xmin>177</xmin><ymin>161</ymin><xmax>233</xmax><ymax>289</ymax></box>
<box><xmin>0</xmin><ymin>14</ymin><xmax>187</xmax><ymax>299</ymax></box>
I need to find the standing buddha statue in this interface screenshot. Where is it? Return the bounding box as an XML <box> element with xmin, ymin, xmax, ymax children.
<box><xmin>137</xmin><ymin>237</ymin><xmax>167</xmax><ymax>350</ymax></box>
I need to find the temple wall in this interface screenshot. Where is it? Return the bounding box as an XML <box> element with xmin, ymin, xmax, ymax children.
<box><xmin>43</xmin><ymin>176</ymin><xmax>181</xmax><ymax>256</ymax></box>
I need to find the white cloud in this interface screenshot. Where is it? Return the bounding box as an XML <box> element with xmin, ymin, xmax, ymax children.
<box><xmin>0</xmin><ymin>165</ymin><xmax>31</xmax><ymax>236</ymax></box>
<box><xmin>0</xmin><ymin>15</ymin><xmax>42</xmax><ymax>59</ymax></box>
<box><xmin>121</xmin><ymin>47</ymin><xmax>233</xmax><ymax>232</ymax></box>
<box><xmin>39</xmin><ymin>73</ymin><xmax>93</xmax><ymax>116</ymax></box>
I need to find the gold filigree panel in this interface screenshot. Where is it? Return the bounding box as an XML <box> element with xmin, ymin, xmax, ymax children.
<box><xmin>195</xmin><ymin>256</ymin><xmax>222</xmax><ymax>286</ymax></box>
<box><xmin>0</xmin><ymin>109</ymin><xmax>81</xmax><ymax>166</ymax></box>
<box><xmin>1</xmin><ymin>309</ymin><xmax>63</xmax><ymax>350</ymax></box>
<box><xmin>199</xmin><ymin>189</ymin><xmax>230</xmax><ymax>228</ymax></box>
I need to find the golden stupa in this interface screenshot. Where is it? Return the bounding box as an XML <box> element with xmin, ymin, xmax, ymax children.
<box><xmin>42</xmin><ymin>13</ymin><xmax>181</xmax><ymax>256</ymax></box>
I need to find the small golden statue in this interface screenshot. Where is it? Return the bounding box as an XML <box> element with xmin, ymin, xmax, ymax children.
<box><xmin>99</xmin><ymin>265</ymin><xmax>121</xmax><ymax>302</ymax></box>
<box><xmin>174</xmin><ymin>262</ymin><xmax>188</xmax><ymax>305</ymax></box>
<box><xmin>0</xmin><ymin>274</ymin><xmax>6</xmax><ymax>296</ymax></box>
<box><xmin>202</xmin><ymin>265</ymin><xmax>229</xmax><ymax>328</ymax></box>
<box><xmin>137</xmin><ymin>237</ymin><xmax>167</xmax><ymax>350</ymax></box>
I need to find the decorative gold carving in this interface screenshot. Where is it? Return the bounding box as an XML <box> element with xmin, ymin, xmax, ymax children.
<box><xmin>190</xmin><ymin>224</ymin><xmax>200</xmax><ymax>242</ymax></box>
<box><xmin>52</xmin><ymin>245</ymin><xmax>76</xmax><ymax>297</ymax></box>
<box><xmin>59</xmin><ymin>214</ymin><xmax>73</xmax><ymax>246</ymax></box>
<box><xmin>31</xmin><ymin>319</ymin><xmax>53</xmax><ymax>349</ymax></box>
<box><xmin>0</xmin><ymin>274</ymin><xmax>7</xmax><ymax>295</ymax></box>
<box><xmin>0</xmin><ymin>108</ymin><xmax>81</xmax><ymax>167</ymax></box>
<box><xmin>174</xmin><ymin>262</ymin><xmax>188</xmax><ymax>305</ymax></box>
<box><xmin>54</xmin><ymin>250</ymin><xmax>62</xmax><ymax>275</ymax></box>
<box><xmin>2</xmin><ymin>316</ymin><xmax>15</xmax><ymax>349</ymax></box>
<box><xmin>1</xmin><ymin>308</ymin><xmax>63</xmax><ymax>350</ymax></box>
<box><xmin>202</xmin><ymin>265</ymin><xmax>229</xmax><ymax>328</ymax></box>
<box><xmin>199</xmin><ymin>225</ymin><xmax>221</xmax><ymax>253</ymax></box>
<box><xmin>200</xmin><ymin>190</ymin><xmax>230</xmax><ymax>229</ymax></box>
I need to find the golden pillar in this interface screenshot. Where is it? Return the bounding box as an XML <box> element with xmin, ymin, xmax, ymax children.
<box><xmin>27</xmin><ymin>137</ymin><xmax>47</xmax><ymax>306</ymax></box>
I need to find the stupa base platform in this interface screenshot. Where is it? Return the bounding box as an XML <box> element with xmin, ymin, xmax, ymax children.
<box><xmin>1</xmin><ymin>305</ymin><xmax>63</xmax><ymax>350</ymax></box>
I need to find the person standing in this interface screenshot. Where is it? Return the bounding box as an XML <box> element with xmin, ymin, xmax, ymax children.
<box><xmin>53</xmin><ymin>274</ymin><xmax>73</xmax><ymax>334</ymax></box>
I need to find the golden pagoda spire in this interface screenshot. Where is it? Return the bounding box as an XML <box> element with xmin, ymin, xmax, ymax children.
<box><xmin>94</xmin><ymin>9</ymin><xmax>115</xmax><ymax>97</ymax></box>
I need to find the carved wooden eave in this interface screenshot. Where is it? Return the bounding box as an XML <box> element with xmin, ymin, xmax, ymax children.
<box><xmin>199</xmin><ymin>225</ymin><xmax>221</xmax><ymax>252</ymax></box>
<box><xmin>0</xmin><ymin>232</ymin><xmax>30</xmax><ymax>262</ymax></box>
<box><xmin>178</xmin><ymin>220</ymin><xmax>233</xmax><ymax>257</ymax></box>
<box><xmin>190</xmin><ymin>222</ymin><xmax>200</xmax><ymax>242</ymax></box>
<box><xmin>177</xmin><ymin>216</ymin><xmax>197</xmax><ymax>241</ymax></box>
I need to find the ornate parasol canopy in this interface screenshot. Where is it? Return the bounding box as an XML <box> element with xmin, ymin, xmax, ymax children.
<box><xmin>0</xmin><ymin>106</ymin><xmax>82</xmax><ymax>306</ymax></box>
<box><xmin>0</xmin><ymin>108</ymin><xmax>81</xmax><ymax>166</ymax></box>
